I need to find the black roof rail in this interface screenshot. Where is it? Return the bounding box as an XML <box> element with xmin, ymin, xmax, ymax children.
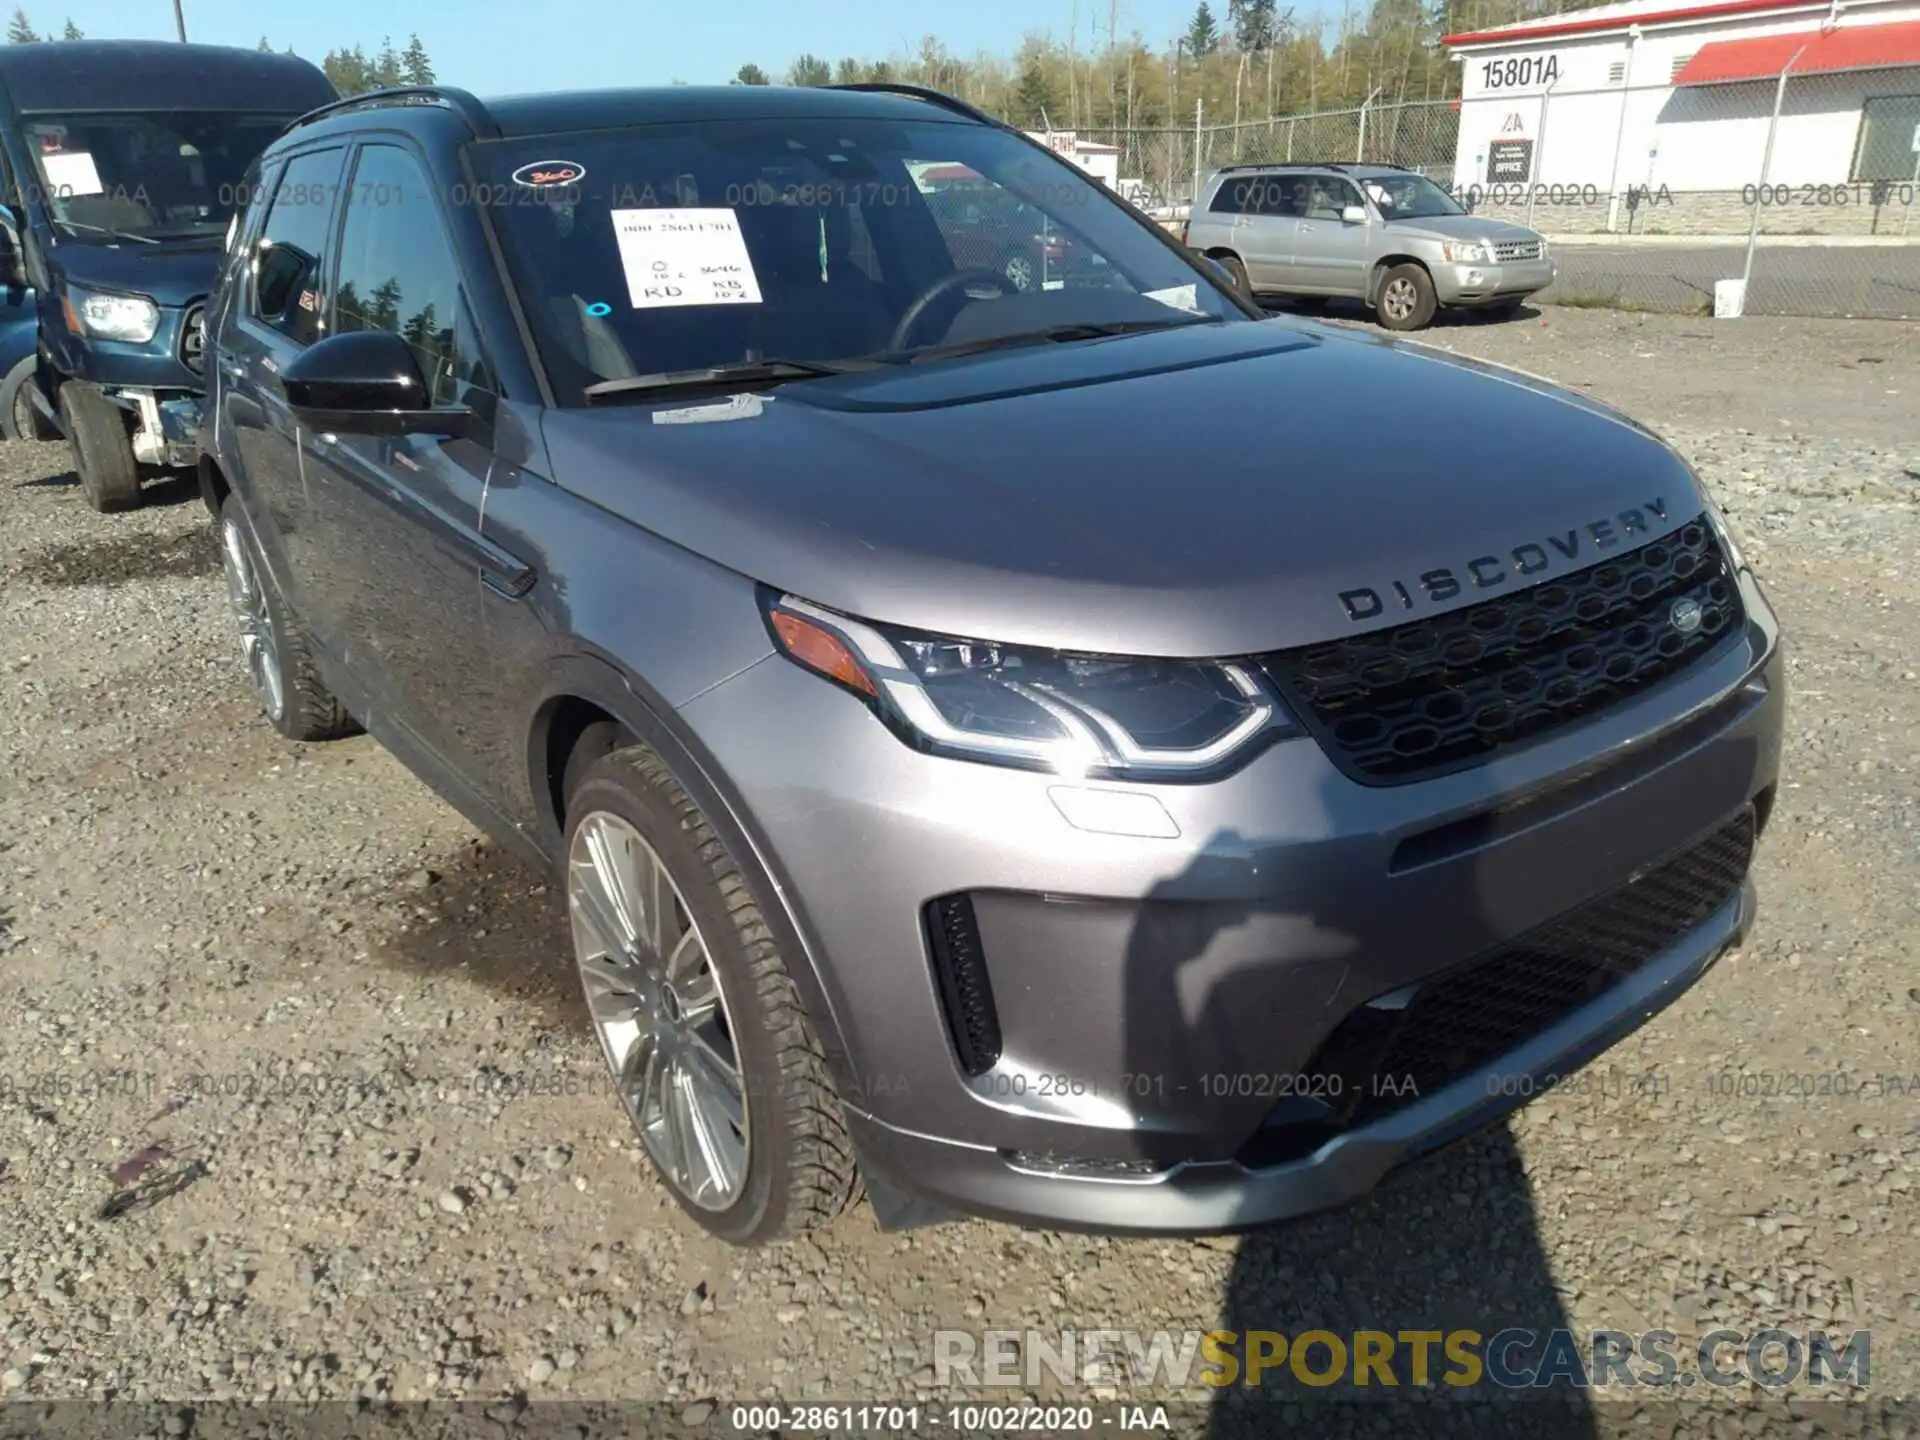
<box><xmin>283</xmin><ymin>84</ymin><xmax>501</xmax><ymax>140</ymax></box>
<box><xmin>1211</xmin><ymin>160</ymin><xmax>1413</xmax><ymax>174</ymax></box>
<box><xmin>824</xmin><ymin>82</ymin><xmax>1006</xmax><ymax>129</ymax></box>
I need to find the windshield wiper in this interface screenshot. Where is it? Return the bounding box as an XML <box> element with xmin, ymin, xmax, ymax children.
<box><xmin>894</xmin><ymin>314</ymin><xmax>1221</xmax><ymax>365</ymax></box>
<box><xmin>583</xmin><ymin>356</ymin><xmax>876</xmax><ymax>404</ymax></box>
<box><xmin>55</xmin><ymin>220</ymin><xmax>159</xmax><ymax>245</ymax></box>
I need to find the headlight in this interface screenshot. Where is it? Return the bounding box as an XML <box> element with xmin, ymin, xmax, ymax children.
<box><xmin>64</xmin><ymin>286</ymin><xmax>160</xmax><ymax>344</ymax></box>
<box><xmin>1441</xmin><ymin>241</ymin><xmax>1492</xmax><ymax>264</ymax></box>
<box><xmin>763</xmin><ymin>591</ymin><xmax>1296</xmax><ymax>781</ymax></box>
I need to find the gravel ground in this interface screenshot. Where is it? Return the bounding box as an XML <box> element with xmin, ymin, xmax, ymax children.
<box><xmin>0</xmin><ymin>307</ymin><xmax>1915</xmax><ymax>1438</ymax></box>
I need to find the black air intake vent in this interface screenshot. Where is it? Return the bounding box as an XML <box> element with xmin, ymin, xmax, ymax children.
<box><xmin>925</xmin><ymin>894</ymin><xmax>1002</xmax><ymax>1078</ymax></box>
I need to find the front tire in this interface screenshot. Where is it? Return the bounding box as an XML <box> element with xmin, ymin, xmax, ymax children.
<box><xmin>1375</xmin><ymin>263</ymin><xmax>1438</xmax><ymax>331</ymax></box>
<box><xmin>564</xmin><ymin>746</ymin><xmax>861</xmax><ymax>1245</ymax></box>
<box><xmin>58</xmin><ymin>382</ymin><xmax>142</xmax><ymax>511</ymax></box>
<box><xmin>217</xmin><ymin>492</ymin><xmax>356</xmax><ymax>742</ymax></box>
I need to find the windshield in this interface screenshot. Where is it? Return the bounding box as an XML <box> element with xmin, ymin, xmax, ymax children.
<box><xmin>23</xmin><ymin>111</ymin><xmax>299</xmax><ymax>241</ymax></box>
<box><xmin>468</xmin><ymin>116</ymin><xmax>1242</xmax><ymax>402</ymax></box>
<box><xmin>1359</xmin><ymin>173</ymin><xmax>1468</xmax><ymax>222</ymax></box>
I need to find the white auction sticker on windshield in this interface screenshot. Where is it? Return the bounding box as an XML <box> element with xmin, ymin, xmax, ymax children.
<box><xmin>610</xmin><ymin>208</ymin><xmax>762</xmax><ymax>309</ymax></box>
<box><xmin>42</xmin><ymin>151</ymin><xmax>105</xmax><ymax>197</ymax></box>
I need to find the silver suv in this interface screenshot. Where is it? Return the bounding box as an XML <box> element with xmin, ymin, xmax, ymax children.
<box><xmin>1185</xmin><ymin>163</ymin><xmax>1556</xmax><ymax>330</ymax></box>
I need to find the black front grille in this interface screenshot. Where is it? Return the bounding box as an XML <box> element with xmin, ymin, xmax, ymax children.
<box><xmin>180</xmin><ymin>303</ymin><xmax>207</xmax><ymax>374</ymax></box>
<box><xmin>1244</xmin><ymin>808</ymin><xmax>1754</xmax><ymax>1166</ymax></box>
<box><xmin>1264</xmin><ymin>516</ymin><xmax>1743</xmax><ymax>785</ymax></box>
<box><xmin>925</xmin><ymin>894</ymin><xmax>1002</xmax><ymax>1078</ymax></box>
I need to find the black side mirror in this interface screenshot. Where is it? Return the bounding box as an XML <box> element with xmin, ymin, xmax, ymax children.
<box><xmin>280</xmin><ymin>328</ymin><xmax>470</xmax><ymax>438</ymax></box>
<box><xmin>0</xmin><ymin>208</ymin><xmax>28</xmax><ymax>290</ymax></box>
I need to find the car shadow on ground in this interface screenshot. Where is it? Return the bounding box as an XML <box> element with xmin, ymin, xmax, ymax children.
<box><xmin>10</xmin><ymin>458</ymin><xmax>202</xmax><ymax>508</ymax></box>
<box><xmin>11</xmin><ymin>522</ymin><xmax>218</xmax><ymax>586</ymax></box>
<box><xmin>1261</xmin><ymin>297</ymin><xmax>1544</xmax><ymax>331</ymax></box>
<box><xmin>365</xmin><ymin>835</ymin><xmax>588</xmax><ymax>1040</ymax></box>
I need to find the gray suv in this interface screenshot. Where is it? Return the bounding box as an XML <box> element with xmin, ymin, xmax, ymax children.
<box><xmin>1186</xmin><ymin>162</ymin><xmax>1556</xmax><ymax>329</ymax></box>
<box><xmin>201</xmin><ymin>82</ymin><xmax>1779</xmax><ymax>1246</ymax></box>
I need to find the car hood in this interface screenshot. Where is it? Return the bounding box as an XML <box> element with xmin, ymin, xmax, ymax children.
<box><xmin>53</xmin><ymin>236</ymin><xmax>223</xmax><ymax>307</ymax></box>
<box><xmin>542</xmin><ymin>319</ymin><xmax>1704</xmax><ymax>657</ymax></box>
<box><xmin>1387</xmin><ymin>213</ymin><xmax>1545</xmax><ymax>246</ymax></box>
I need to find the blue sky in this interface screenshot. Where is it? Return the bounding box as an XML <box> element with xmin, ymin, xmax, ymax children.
<box><xmin>35</xmin><ymin>0</ymin><xmax>1304</xmax><ymax>95</ymax></box>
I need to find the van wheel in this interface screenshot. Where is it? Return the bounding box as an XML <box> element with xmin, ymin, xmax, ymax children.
<box><xmin>564</xmin><ymin>745</ymin><xmax>862</xmax><ymax>1245</ymax></box>
<box><xmin>58</xmin><ymin>382</ymin><xmax>143</xmax><ymax>512</ymax></box>
<box><xmin>1375</xmin><ymin>264</ymin><xmax>1437</xmax><ymax>332</ymax></box>
<box><xmin>0</xmin><ymin>355</ymin><xmax>52</xmax><ymax>442</ymax></box>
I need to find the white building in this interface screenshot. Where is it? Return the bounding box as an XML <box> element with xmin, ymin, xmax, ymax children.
<box><xmin>1023</xmin><ymin>130</ymin><xmax>1124</xmax><ymax>189</ymax></box>
<box><xmin>1443</xmin><ymin>0</ymin><xmax>1920</xmax><ymax>225</ymax></box>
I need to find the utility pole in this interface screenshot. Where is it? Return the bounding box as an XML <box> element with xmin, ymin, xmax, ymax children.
<box><xmin>173</xmin><ymin>0</ymin><xmax>187</xmax><ymax>41</ymax></box>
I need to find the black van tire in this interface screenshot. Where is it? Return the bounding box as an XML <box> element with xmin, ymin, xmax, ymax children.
<box><xmin>59</xmin><ymin>382</ymin><xmax>143</xmax><ymax>512</ymax></box>
<box><xmin>0</xmin><ymin>355</ymin><xmax>52</xmax><ymax>442</ymax></box>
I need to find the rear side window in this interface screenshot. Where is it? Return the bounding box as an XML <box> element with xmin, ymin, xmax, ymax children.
<box><xmin>249</xmin><ymin>147</ymin><xmax>344</xmax><ymax>347</ymax></box>
<box><xmin>331</xmin><ymin>143</ymin><xmax>482</xmax><ymax>406</ymax></box>
<box><xmin>1206</xmin><ymin>181</ymin><xmax>1242</xmax><ymax>215</ymax></box>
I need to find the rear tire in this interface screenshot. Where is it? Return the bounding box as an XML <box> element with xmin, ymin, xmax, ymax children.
<box><xmin>564</xmin><ymin>745</ymin><xmax>861</xmax><ymax>1246</ymax></box>
<box><xmin>58</xmin><ymin>382</ymin><xmax>142</xmax><ymax>511</ymax></box>
<box><xmin>218</xmin><ymin>492</ymin><xmax>357</xmax><ymax>742</ymax></box>
<box><xmin>1375</xmin><ymin>263</ymin><xmax>1437</xmax><ymax>332</ymax></box>
<box><xmin>1215</xmin><ymin>253</ymin><xmax>1254</xmax><ymax>304</ymax></box>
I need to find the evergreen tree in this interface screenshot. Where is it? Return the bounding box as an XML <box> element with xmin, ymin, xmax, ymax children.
<box><xmin>1186</xmin><ymin>2</ymin><xmax>1220</xmax><ymax>56</ymax></box>
<box><xmin>1010</xmin><ymin>53</ymin><xmax>1059</xmax><ymax>127</ymax></box>
<box><xmin>789</xmin><ymin>54</ymin><xmax>831</xmax><ymax>86</ymax></box>
<box><xmin>400</xmin><ymin>34</ymin><xmax>434</xmax><ymax>85</ymax></box>
<box><xmin>59</xmin><ymin>17</ymin><xmax>78</xmax><ymax>39</ymax></box>
<box><xmin>372</xmin><ymin>37</ymin><xmax>403</xmax><ymax>88</ymax></box>
<box><xmin>7</xmin><ymin>9</ymin><xmax>38</xmax><ymax>43</ymax></box>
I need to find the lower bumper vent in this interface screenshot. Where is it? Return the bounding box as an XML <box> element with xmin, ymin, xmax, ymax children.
<box><xmin>925</xmin><ymin>893</ymin><xmax>1002</xmax><ymax>1078</ymax></box>
<box><xmin>1242</xmin><ymin>806</ymin><xmax>1756</xmax><ymax>1167</ymax></box>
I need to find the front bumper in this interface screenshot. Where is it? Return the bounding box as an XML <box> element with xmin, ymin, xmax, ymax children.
<box><xmin>678</xmin><ymin>568</ymin><xmax>1783</xmax><ymax>1233</ymax></box>
<box><xmin>117</xmin><ymin>389</ymin><xmax>203</xmax><ymax>467</ymax></box>
<box><xmin>1432</xmin><ymin>257</ymin><xmax>1556</xmax><ymax>305</ymax></box>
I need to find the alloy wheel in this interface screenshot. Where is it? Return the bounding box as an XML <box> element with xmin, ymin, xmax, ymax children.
<box><xmin>1003</xmin><ymin>253</ymin><xmax>1036</xmax><ymax>292</ymax></box>
<box><xmin>220</xmin><ymin>516</ymin><xmax>285</xmax><ymax>722</ymax></box>
<box><xmin>568</xmin><ymin>811</ymin><xmax>748</xmax><ymax>1211</ymax></box>
<box><xmin>1381</xmin><ymin>277</ymin><xmax>1417</xmax><ymax>323</ymax></box>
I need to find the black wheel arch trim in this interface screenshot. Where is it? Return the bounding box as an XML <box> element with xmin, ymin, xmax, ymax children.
<box><xmin>524</xmin><ymin>649</ymin><xmax>862</xmax><ymax>1097</ymax></box>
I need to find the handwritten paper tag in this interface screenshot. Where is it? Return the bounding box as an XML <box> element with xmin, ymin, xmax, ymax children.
<box><xmin>611</xmin><ymin>207</ymin><xmax>763</xmax><ymax>309</ymax></box>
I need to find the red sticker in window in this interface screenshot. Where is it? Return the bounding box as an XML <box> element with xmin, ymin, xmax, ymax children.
<box><xmin>510</xmin><ymin>159</ymin><xmax>585</xmax><ymax>189</ymax></box>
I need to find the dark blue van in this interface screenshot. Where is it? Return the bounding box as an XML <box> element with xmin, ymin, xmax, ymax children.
<box><xmin>0</xmin><ymin>40</ymin><xmax>336</xmax><ymax>510</ymax></box>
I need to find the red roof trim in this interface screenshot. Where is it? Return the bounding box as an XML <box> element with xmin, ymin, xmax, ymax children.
<box><xmin>1672</xmin><ymin>17</ymin><xmax>1920</xmax><ymax>82</ymax></box>
<box><xmin>1444</xmin><ymin>0</ymin><xmax>1824</xmax><ymax>48</ymax></box>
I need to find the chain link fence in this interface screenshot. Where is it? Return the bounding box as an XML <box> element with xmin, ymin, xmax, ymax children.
<box><xmin>1090</xmin><ymin>67</ymin><xmax>1920</xmax><ymax>320</ymax></box>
